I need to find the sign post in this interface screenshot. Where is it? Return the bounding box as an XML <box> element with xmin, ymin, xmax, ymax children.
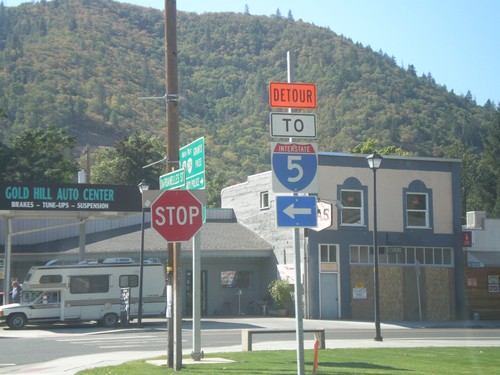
<box><xmin>269</xmin><ymin>70</ymin><xmax>318</xmax><ymax>375</ymax></box>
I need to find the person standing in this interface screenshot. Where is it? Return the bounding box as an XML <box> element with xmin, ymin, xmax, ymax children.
<box><xmin>10</xmin><ymin>280</ymin><xmax>22</xmax><ymax>303</ymax></box>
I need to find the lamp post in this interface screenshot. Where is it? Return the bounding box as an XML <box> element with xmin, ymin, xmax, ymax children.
<box><xmin>366</xmin><ymin>152</ymin><xmax>383</xmax><ymax>342</ymax></box>
<box><xmin>137</xmin><ymin>179</ymin><xmax>149</xmax><ymax>326</ymax></box>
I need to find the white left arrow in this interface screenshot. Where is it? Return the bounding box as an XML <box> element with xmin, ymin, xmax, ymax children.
<box><xmin>283</xmin><ymin>203</ymin><xmax>312</xmax><ymax>219</ymax></box>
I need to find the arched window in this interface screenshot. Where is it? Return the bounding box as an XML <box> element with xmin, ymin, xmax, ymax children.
<box><xmin>403</xmin><ymin>180</ymin><xmax>433</xmax><ymax>229</ymax></box>
<box><xmin>337</xmin><ymin>177</ymin><xmax>368</xmax><ymax>227</ymax></box>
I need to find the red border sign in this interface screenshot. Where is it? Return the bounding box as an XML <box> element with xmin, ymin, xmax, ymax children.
<box><xmin>269</xmin><ymin>82</ymin><xmax>317</xmax><ymax>109</ymax></box>
<box><xmin>152</xmin><ymin>190</ymin><xmax>203</xmax><ymax>242</ymax></box>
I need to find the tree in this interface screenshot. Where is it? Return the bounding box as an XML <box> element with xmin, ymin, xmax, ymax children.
<box><xmin>0</xmin><ymin>140</ymin><xmax>12</xmax><ymax>181</ymax></box>
<box><xmin>349</xmin><ymin>138</ymin><xmax>410</xmax><ymax>156</ymax></box>
<box><xmin>4</xmin><ymin>126</ymin><xmax>78</xmax><ymax>183</ymax></box>
<box><xmin>442</xmin><ymin>141</ymin><xmax>482</xmax><ymax>220</ymax></box>
<box><xmin>479</xmin><ymin>107</ymin><xmax>500</xmax><ymax>216</ymax></box>
<box><xmin>91</xmin><ymin>132</ymin><xmax>165</xmax><ymax>189</ymax></box>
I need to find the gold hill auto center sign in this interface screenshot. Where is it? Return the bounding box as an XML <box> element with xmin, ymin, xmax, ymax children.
<box><xmin>0</xmin><ymin>182</ymin><xmax>141</xmax><ymax>212</ymax></box>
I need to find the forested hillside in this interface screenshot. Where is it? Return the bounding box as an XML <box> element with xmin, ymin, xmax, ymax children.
<box><xmin>0</xmin><ymin>0</ymin><xmax>498</xmax><ymax>211</ymax></box>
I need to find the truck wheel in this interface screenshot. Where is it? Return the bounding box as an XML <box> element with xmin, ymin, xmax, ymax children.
<box><xmin>101</xmin><ymin>313</ymin><xmax>118</xmax><ymax>328</ymax></box>
<box><xmin>7</xmin><ymin>313</ymin><xmax>27</xmax><ymax>329</ymax></box>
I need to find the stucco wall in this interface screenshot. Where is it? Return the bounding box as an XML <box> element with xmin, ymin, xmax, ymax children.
<box><xmin>318</xmin><ymin>165</ymin><xmax>454</xmax><ymax>234</ymax></box>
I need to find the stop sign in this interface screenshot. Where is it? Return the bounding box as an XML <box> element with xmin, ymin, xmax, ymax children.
<box><xmin>151</xmin><ymin>190</ymin><xmax>203</xmax><ymax>241</ymax></box>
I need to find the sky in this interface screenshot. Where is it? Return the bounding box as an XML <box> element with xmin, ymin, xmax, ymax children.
<box><xmin>5</xmin><ymin>0</ymin><xmax>500</xmax><ymax>105</ymax></box>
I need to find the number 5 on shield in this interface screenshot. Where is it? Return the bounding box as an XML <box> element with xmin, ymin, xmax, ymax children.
<box><xmin>287</xmin><ymin>155</ymin><xmax>303</xmax><ymax>182</ymax></box>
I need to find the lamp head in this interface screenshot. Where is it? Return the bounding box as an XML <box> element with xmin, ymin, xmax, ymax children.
<box><xmin>138</xmin><ymin>179</ymin><xmax>150</xmax><ymax>193</ymax></box>
<box><xmin>366</xmin><ymin>152</ymin><xmax>383</xmax><ymax>170</ymax></box>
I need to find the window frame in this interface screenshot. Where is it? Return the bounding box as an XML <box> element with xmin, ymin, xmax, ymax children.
<box><xmin>220</xmin><ymin>270</ymin><xmax>254</xmax><ymax>289</ymax></box>
<box><xmin>340</xmin><ymin>189</ymin><xmax>364</xmax><ymax>226</ymax></box>
<box><xmin>69</xmin><ymin>275</ymin><xmax>110</xmax><ymax>294</ymax></box>
<box><xmin>119</xmin><ymin>274</ymin><xmax>139</xmax><ymax>288</ymax></box>
<box><xmin>260</xmin><ymin>191</ymin><xmax>270</xmax><ymax>210</ymax></box>
<box><xmin>406</xmin><ymin>192</ymin><xmax>429</xmax><ymax>228</ymax></box>
<box><xmin>320</xmin><ymin>244</ymin><xmax>339</xmax><ymax>272</ymax></box>
<box><xmin>403</xmin><ymin>181</ymin><xmax>433</xmax><ymax>230</ymax></box>
<box><xmin>40</xmin><ymin>274</ymin><xmax>63</xmax><ymax>284</ymax></box>
<box><xmin>349</xmin><ymin>245</ymin><xmax>453</xmax><ymax>267</ymax></box>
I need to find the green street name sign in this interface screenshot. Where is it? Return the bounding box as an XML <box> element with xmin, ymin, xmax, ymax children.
<box><xmin>180</xmin><ymin>137</ymin><xmax>205</xmax><ymax>190</ymax></box>
<box><xmin>159</xmin><ymin>168</ymin><xmax>185</xmax><ymax>190</ymax></box>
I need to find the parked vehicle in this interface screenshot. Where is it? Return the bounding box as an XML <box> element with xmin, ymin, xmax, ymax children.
<box><xmin>0</xmin><ymin>262</ymin><xmax>166</xmax><ymax>329</ymax></box>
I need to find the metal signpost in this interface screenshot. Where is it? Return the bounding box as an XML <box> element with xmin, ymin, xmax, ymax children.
<box><xmin>269</xmin><ymin>67</ymin><xmax>317</xmax><ymax>375</ymax></box>
<box><xmin>158</xmin><ymin>137</ymin><xmax>206</xmax><ymax>364</ymax></box>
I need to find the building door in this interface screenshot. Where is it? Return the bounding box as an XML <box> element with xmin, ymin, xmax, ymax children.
<box><xmin>319</xmin><ymin>244</ymin><xmax>339</xmax><ymax>319</ymax></box>
<box><xmin>320</xmin><ymin>272</ymin><xmax>339</xmax><ymax>319</ymax></box>
<box><xmin>185</xmin><ymin>270</ymin><xmax>207</xmax><ymax>317</ymax></box>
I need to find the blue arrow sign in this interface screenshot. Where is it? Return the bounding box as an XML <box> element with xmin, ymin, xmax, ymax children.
<box><xmin>276</xmin><ymin>196</ymin><xmax>318</xmax><ymax>227</ymax></box>
<box><xmin>272</xmin><ymin>142</ymin><xmax>318</xmax><ymax>193</ymax></box>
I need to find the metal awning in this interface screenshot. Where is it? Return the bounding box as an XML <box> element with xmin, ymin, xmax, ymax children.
<box><xmin>467</xmin><ymin>251</ymin><xmax>500</xmax><ymax>267</ymax></box>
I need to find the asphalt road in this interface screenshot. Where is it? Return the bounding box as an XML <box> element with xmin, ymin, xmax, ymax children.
<box><xmin>1</xmin><ymin>317</ymin><xmax>500</xmax><ymax>372</ymax></box>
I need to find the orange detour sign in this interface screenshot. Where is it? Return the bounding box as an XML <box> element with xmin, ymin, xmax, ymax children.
<box><xmin>269</xmin><ymin>82</ymin><xmax>317</xmax><ymax>109</ymax></box>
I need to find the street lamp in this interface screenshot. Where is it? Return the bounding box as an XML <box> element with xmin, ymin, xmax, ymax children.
<box><xmin>366</xmin><ymin>152</ymin><xmax>383</xmax><ymax>342</ymax></box>
<box><xmin>137</xmin><ymin>179</ymin><xmax>149</xmax><ymax>325</ymax></box>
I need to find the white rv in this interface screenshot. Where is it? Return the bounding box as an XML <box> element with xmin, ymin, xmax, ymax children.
<box><xmin>0</xmin><ymin>262</ymin><xmax>166</xmax><ymax>329</ymax></box>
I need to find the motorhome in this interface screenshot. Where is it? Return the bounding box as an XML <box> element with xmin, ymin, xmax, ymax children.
<box><xmin>0</xmin><ymin>262</ymin><xmax>166</xmax><ymax>329</ymax></box>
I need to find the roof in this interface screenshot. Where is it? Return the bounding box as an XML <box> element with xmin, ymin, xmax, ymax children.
<box><xmin>68</xmin><ymin>221</ymin><xmax>274</xmax><ymax>259</ymax></box>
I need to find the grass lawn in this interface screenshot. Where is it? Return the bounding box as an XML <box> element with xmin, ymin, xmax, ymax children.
<box><xmin>77</xmin><ymin>347</ymin><xmax>500</xmax><ymax>374</ymax></box>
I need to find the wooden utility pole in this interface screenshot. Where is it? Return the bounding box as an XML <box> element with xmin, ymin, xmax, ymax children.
<box><xmin>164</xmin><ymin>0</ymin><xmax>180</xmax><ymax>370</ymax></box>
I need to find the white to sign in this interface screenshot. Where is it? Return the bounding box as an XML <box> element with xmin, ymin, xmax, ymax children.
<box><xmin>270</xmin><ymin>112</ymin><xmax>316</xmax><ymax>138</ymax></box>
<box><xmin>271</xmin><ymin>142</ymin><xmax>318</xmax><ymax>193</ymax></box>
